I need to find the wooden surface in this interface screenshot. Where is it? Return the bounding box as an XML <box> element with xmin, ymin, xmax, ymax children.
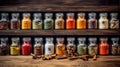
<box><xmin>0</xmin><ymin>56</ymin><xmax>120</xmax><ymax>67</ymax></box>
<box><xmin>0</xmin><ymin>0</ymin><xmax>119</xmax><ymax>6</ymax></box>
<box><xmin>0</xmin><ymin>6</ymin><xmax>120</xmax><ymax>11</ymax></box>
<box><xmin>0</xmin><ymin>30</ymin><xmax>120</xmax><ymax>36</ymax></box>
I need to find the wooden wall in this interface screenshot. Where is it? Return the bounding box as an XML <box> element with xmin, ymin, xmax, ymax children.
<box><xmin>0</xmin><ymin>0</ymin><xmax>120</xmax><ymax>6</ymax></box>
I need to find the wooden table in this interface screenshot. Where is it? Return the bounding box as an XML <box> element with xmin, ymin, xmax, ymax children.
<box><xmin>0</xmin><ymin>56</ymin><xmax>120</xmax><ymax>67</ymax></box>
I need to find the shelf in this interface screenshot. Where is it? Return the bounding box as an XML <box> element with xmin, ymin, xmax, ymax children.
<box><xmin>0</xmin><ymin>5</ymin><xmax>120</xmax><ymax>11</ymax></box>
<box><xmin>0</xmin><ymin>56</ymin><xmax>120</xmax><ymax>67</ymax></box>
<box><xmin>0</xmin><ymin>30</ymin><xmax>120</xmax><ymax>36</ymax></box>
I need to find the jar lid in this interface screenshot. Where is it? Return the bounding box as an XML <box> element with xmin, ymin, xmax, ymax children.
<box><xmin>56</xmin><ymin>13</ymin><xmax>64</xmax><ymax>17</ymax></box>
<box><xmin>100</xmin><ymin>13</ymin><xmax>107</xmax><ymax>17</ymax></box>
<box><xmin>34</xmin><ymin>13</ymin><xmax>42</xmax><ymax>17</ymax></box>
<box><xmin>89</xmin><ymin>37</ymin><xmax>97</xmax><ymax>41</ymax></box>
<box><xmin>0</xmin><ymin>37</ymin><xmax>8</xmax><ymax>41</ymax></box>
<box><xmin>23</xmin><ymin>13</ymin><xmax>30</xmax><ymax>17</ymax></box>
<box><xmin>12</xmin><ymin>37</ymin><xmax>19</xmax><ymax>41</ymax></box>
<box><xmin>67</xmin><ymin>13</ymin><xmax>74</xmax><ymax>16</ymax></box>
<box><xmin>34</xmin><ymin>37</ymin><xmax>43</xmax><ymax>41</ymax></box>
<box><xmin>46</xmin><ymin>37</ymin><xmax>53</xmax><ymax>41</ymax></box>
<box><xmin>78</xmin><ymin>13</ymin><xmax>85</xmax><ymax>17</ymax></box>
<box><xmin>88</xmin><ymin>13</ymin><xmax>96</xmax><ymax>17</ymax></box>
<box><xmin>67</xmin><ymin>37</ymin><xmax>75</xmax><ymax>41</ymax></box>
<box><xmin>77</xmin><ymin>37</ymin><xmax>86</xmax><ymax>41</ymax></box>
<box><xmin>56</xmin><ymin>38</ymin><xmax>64</xmax><ymax>41</ymax></box>
<box><xmin>110</xmin><ymin>13</ymin><xmax>118</xmax><ymax>16</ymax></box>
<box><xmin>1</xmin><ymin>13</ymin><xmax>8</xmax><ymax>16</ymax></box>
<box><xmin>45</xmin><ymin>13</ymin><xmax>53</xmax><ymax>17</ymax></box>
<box><xmin>12</xmin><ymin>13</ymin><xmax>19</xmax><ymax>17</ymax></box>
<box><xmin>111</xmin><ymin>37</ymin><xmax>119</xmax><ymax>41</ymax></box>
<box><xmin>100</xmin><ymin>37</ymin><xmax>108</xmax><ymax>41</ymax></box>
<box><xmin>23</xmin><ymin>37</ymin><xmax>31</xmax><ymax>41</ymax></box>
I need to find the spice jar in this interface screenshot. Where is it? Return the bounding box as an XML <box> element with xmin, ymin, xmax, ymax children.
<box><xmin>66</xmin><ymin>13</ymin><xmax>75</xmax><ymax>29</ymax></box>
<box><xmin>67</xmin><ymin>37</ymin><xmax>76</xmax><ymax>57</ymax></box>
<box><xmin>110</xmin><ymin>13</ymin><xmax>119</xmax><ymax>29</ymax></box>
<box><xmin>0</xmin><ymin>37</ymin><xmax>9</xmax><ymax>55</ymax></box>
<box><xmin>77</xmin><ymin>13</ymin><xmax>86</xmax><ymax>29</ymax></box>
<box><xmin>0</xmin><ymin>13</ymin><xmax>9</xmax><ymax>30</ymax></box>
<box><xmin>22</xmin><ymin>13</ymin><xmax>31</xmax><ymax>29</ymax></box>
<box><xmin>77</xmin><ymin>37</ymin><xmax>87</xmax><ymax>55</ymax></box>
<box><xmin>111</xmin><ymin>38</ymin><xmax>120</xmax><ymax>55</ymax></box>
<box><xmin>22</xmin><ymin>37</ymin><xmax>32</xmax><ymax>55</ymax></box>
<box><xmin>34</xmin><ymin>38</ymin><xmax>43</xmax><ymax>55</ymax></box>
<box><xmin>99</xmin><ymin>13</ymin><xmax>108</xmax><ymax>29</ymax></box>
<box><xmin>88</xmin><ymin>13</ymin><xmax>97</xmax><ymax>29</ymax></box>
<box><xmin>88</xmin><ymin>38</ymin><xmax>98</xmax><ymax>55</ymax></box>
<box><xmin>10</xmin><ymin>37</ymin><xmax>20</xmax><ymax>55</ymax></box>
<box><xmin>32</xmin><ymin>13</ymin><xmax>42</xmax><ymax>29</ymax></box>
<box><xmin>56</xmin><ymin>38</ymin><xmax>65</xmax><ymax>56</ymax></box>
<box><xmin>45</xmin><ymin>38</ymin><xmax>54</xmax><ymax>55</ymax></box>
<box><xmin>10</xmin><ymin>13</ymin><xmax>20</xmax><ymax>30</ymax></box>
<box><xmin>44</xmin><ymin>13</ymin><xmax>54</xmax><ymax>30</ymax></box>
<box><xmin>99</xmin><ymin>38</ymin><xmax>109</xmax><ymax>55</ymax></box>
<box><xmin>55</xmin><ymin>13</ymin><xmax>64</xmax><ymax>29</ymax></box>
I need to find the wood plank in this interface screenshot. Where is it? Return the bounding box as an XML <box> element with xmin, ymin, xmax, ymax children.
<box><xmin>0</xmin><ymin>30</ymin><xmax>120</xmax><ymax>36</ymax></box>
<box><xmin>0</xmin><ymin>56</ymin><xmax>120</xmax><ymax>67</ymax></box>
<box><xmin>0</xmin><ymin>0</ymin><xmax>119</xmax><ymax>6</ymax></box>
<box><xmin>0</xmin><ymin>6</ymin><xmax>119</xmax><ymax>11</ymax></box>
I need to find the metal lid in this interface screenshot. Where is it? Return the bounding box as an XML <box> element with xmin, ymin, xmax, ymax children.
<box><xmin>67</xmin><ymin>13</ymin><xmax>74</xmax><ymax>16</ymax></box>
<box><xmin>34</xmin><ymin>37</ymin><xmax>43</xmax><ymax>41</ymax></box>
<box><xmin>89</xmin><ymin>37</ymin><xmax>97</xmax><ymax>41</ymax></box>
<box><xmin>100</xmin><ymin>13</ymin><xmax>107</xmax><ymax>17</ymax></box>
<box><xmin>77</xmin><ymin>37</ymin><xmax>86</xmax><ymax>41</ymax></box>
<box><xmin>78</xmin><ymin>13</ymin><xmax>85</xmax><ymax>17</ymax></box>
<box><xmin>67</xmin><ymin>37</ymin><xmax>75</xmax><ymax>41</ymax></box>
<box><xmin>23</xmin><ymin>13</ymin><xmax>31</xmax><ymax>17</ymax></box>
<box><xmin>56</xmin><ymin>13</ymin><xmax>64</xmax><ymax>17</ymax></box>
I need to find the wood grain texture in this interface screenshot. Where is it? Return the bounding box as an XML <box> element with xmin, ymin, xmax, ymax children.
<box><xmin>0</xmin><ymin>30</ymin><xmax>120</xmax><ymax>36</ymax></box>
<box><xmin>0</xmin><ymin>6</ymin><xmax>120</xmax><ymax>11</ymax></box>
<box><xmin>0</xmin><ymin>0</ymin><xmax>119</xmax><ymax>6</ymax></box>
<box><xmin>0</xmin><ymin>56</ymin><xmax>120</xmax><ymax>67</ymax></box>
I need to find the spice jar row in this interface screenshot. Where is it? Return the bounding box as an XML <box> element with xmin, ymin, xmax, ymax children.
<box><xmin>0</xmin><ymin>12</ymin><xmax>119</xmax><ymax>30</ymax></box>
<box><xmin>0</xmin><ymin>37</ymin><xmax>120</xmax><ymax>56</ymax></box>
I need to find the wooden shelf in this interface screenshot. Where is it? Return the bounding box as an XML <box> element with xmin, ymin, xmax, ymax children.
<box><xmin>0</xmin><ymin>5</ymin><xmax>120</xmax><ymax>11</ymax></box>
<box><xmin>0</xmin><ymin>56</ymin><xmax>120</xmax><ymax>67</ymax></box>
<box><xmin>0</xmin><ymin>30</ymin><xmax>120</xmax><ymax>36</ymax></box>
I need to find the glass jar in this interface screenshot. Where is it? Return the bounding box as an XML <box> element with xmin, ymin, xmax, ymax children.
<box><xmin>10</xmin><ymin>37</ymin><xmax>20</xmax><ymax>55</ymax></box>
<box><xmin>22</xmin><ymin>13</ymin><xmax>31</xmax><ymax>30</ymax></box>
<box><xmin>88</xmin><ymin>38</ymin><xmax>98</xmax><ymax>55</ymax></box>
<box><xmin>77</xmin><ymin>37</ymin><xmax>87</xmax><ymax>55</ymax></box>
<box><xmin>111</xmin><ymin>38</ymin><xmax>119</xmax><ymax>55</ymax></box>
<box><xmin>55</xmin><ymin>13</ymin><xmax>64</xmax><ymax>29</ymax></box>
<box><xmin>11</xmin><ymin>13</ymin><xmax>20</xmax><ymax>30</ymax></box>
<box><xmin>44</xmin><ymin>13</ymin><xmax>54</xmax><ymax>30</ymax></box>
<box><xmin>99</xmin><ymin>13</ymin><xmax>108</xmax><ymax>29</ymax></box>
<box><xmin>77</xmin><ymin>13</ymin><xmax>86</xmax><ymax>29</ymax></box>
<box><xmin>56</xmin><ymin>38</ymin><xmax>65</xmax><ymax>56</ymax></box>
<box><xmin>88</xmin><ymin>13</ymin><xmax>97</xmax><ymax>29</ymax></box>
<box><xmin>67</xmin><ymin>37</ymin><xmax>76</xmax><ymax>56</ymax></box>
<box><xmin>22</xmin><ymin>37</ymin><xmax>31</xmax><ymax>55</ymax></box>
<box><xmin>34</xmin><ymin>38</ymin><xmax>43</xmax><ymax>55</ymax></box>
<box><xmin>110</xmin><ymin>13</ymin><xmax>119</xmax><ymax>29</ymax></box>
<box><xmin>0</xmin><ymin>13</ymin><xmax>9</xmax><ymax>30</ymax></box>
<box><xmin>45</xmin><ymin>38</ymin><xmax>54</xmax><ymax>55</ymax></box>
<box><xmin>32</xmin><ymin>13</ymin><xmax>42</xmax><ymax>29</ymax></box>
<box><xmin>66</xmin><ymin>13</ymin><xmax>75</xmax><ymax>29</ymax></box>
<box><xmin>0</xmin><ymin>37</ymin><xmax>9</xmax><ymax>55</ymax></box>
<box><xmin>99</xmin><ymin>38</ymin><xmax>109</xmax><ymax>55</ymax></box>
